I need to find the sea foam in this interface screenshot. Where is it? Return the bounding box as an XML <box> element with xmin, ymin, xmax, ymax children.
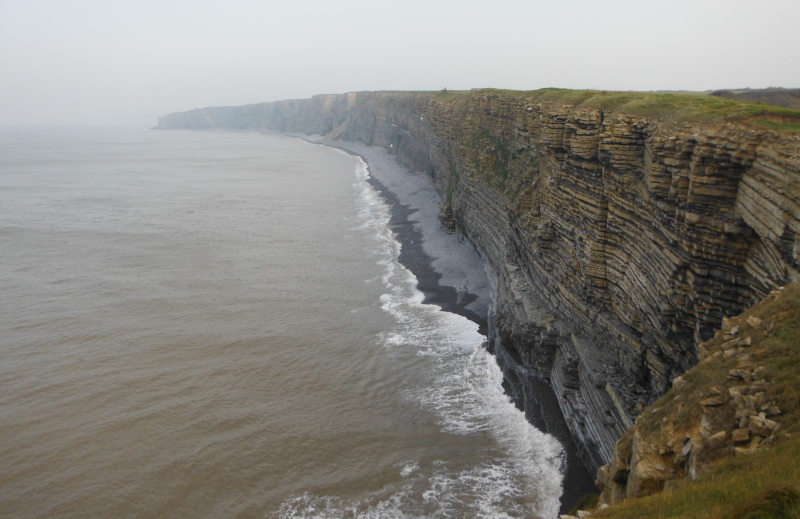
<box><xmin>274</xmin><ymin>157</ymin><xmax>564</xmax><ymax>519</ymax></box>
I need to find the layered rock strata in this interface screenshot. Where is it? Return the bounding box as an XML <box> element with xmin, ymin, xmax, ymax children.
<box><xmin>158</xmin><ymin>90</ymin><xmax>800</xmax><ymax>473</ymax></box>
<box><xmin>596</xmin><ymin>283</ymin><xmax>795</xmax><ymax>505</ymax></box>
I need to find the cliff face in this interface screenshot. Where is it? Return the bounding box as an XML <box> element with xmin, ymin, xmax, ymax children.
<box><xmin>593</xmin><ymin>280</ymin><xmax>800</xmax><ymax>516</ymax></box>
<box><xmin>158</xmin><ymin>90</ymin><xmax>800</xmax><ymax>473</ymax></box>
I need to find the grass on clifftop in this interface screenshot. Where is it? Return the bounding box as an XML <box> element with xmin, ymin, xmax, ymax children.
<box><xmin>592</xmin><ymin>282</ymin><xmax>800</xmax><ymax>519</ymax></box>
<box><xmin>594</xmin><ymin>439</ymin><xmax>800</xmax><ymax>519</ymax></box>
<box><xmin>431</xmin><ymin>88</ymin><xmax>800</xmax><ymax>132</ymax></box>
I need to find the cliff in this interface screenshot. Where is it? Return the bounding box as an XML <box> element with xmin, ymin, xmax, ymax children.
<box><xmin>591</xmin><ymin>280</ymin><xmax>800</xmax><ymax>518</ymax></box>
<box><xmin>158</xmin><ymin>89</ymin><xmax>800</xmax><ymax>474</ymax></box>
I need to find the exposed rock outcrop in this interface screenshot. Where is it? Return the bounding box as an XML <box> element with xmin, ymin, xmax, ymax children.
<box><xmin>158</xmin><ymin>90</ymin><xmax>800</xmax><ymax>474</ymax></box>
<box><xmin>595</xmin><ymin>281</ymin><xmax>799</xmax><ymax>507</ymax></box>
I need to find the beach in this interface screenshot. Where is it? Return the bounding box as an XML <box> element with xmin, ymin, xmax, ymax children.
<box><xmin>296</xmin><ymin>135</ymin><xmax>599</xmax><ymax>514</ymax></box>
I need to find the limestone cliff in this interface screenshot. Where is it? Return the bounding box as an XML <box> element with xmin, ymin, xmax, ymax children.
<box><xmin>158</xmin><ymin>89</ymin><xmax>800</xmax><ymax>473</ymax></box>
<box><xmin>596</xmin><ymin>284</ymin><xmax>793</xmax><ymax>505</ymax></box>
<box><xmin>590</xmin><ymin>280</ymin><xmax>800</xmax><ymax>518</ymax></box>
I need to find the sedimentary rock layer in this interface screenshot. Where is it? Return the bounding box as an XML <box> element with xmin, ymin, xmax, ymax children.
<box><xmin>596</xmin><ymin>283</ymin><xmax>796</xmax><ymax>505</ymax></box>
<box><xmin>158</xmin><ymin>90</ymin><xmax>800</xmax><ymax>473</ymax></box>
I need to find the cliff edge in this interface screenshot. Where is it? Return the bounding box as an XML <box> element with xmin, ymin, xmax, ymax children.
<box><xmin>158</xmin><ymin>89</ymin><xmax>800</xmax><ymax>475</ymax></box>
<box><xmin>585</xmin><ymin>280</ymin><xmax>800</xmax><ymax>518</ymax></box>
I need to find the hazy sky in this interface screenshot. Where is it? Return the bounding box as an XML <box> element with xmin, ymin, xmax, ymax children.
<box><xmin>2</xmin><ymin>0</ymin><xmax>798</xmax><ymax>125</ymax></box>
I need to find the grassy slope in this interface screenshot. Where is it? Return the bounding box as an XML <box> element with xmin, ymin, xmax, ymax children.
<box><xmin>596</xmin><ymin>440</ymin><xmax>800</xmax><ymax>518</ymax></box>
<box><xmin>590</xmin><ymin>282</ymin><xmax>800</xmax><ymax>519</ymax></box>
<box><xmin>711</xmin><ymin>88</ymin><xmax>800</xmax><ymax>112</ymax></box>
<box><xmin>428</xmin><ymin>88</ymin><xmax>800</xmax><ymax>133</ymax></box>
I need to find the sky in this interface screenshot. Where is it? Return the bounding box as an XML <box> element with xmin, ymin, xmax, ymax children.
<box><xmin>1</xmin><ymin>0</ymin><xmax>798</xmax><ymax>126</ymax></box>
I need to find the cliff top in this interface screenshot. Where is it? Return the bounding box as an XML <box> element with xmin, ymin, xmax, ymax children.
<box><xmin>711</xmin><ymin>87</ymin><xmax>800</xmax><ymax>111</ymax></box>
<box><xmin>159</xmin><ymin>88</ymin><xmax>800</xmax><ymax>136</ymax></box>
<box><xmin>426</xmin><ymin>88</ymin><xmax>800</xmax><ymax>133</ymax></box>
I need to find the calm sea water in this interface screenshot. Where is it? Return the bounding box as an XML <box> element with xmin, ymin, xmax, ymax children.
<box><xmin>0</xmin><ymin>127</ymin><xmax>564</xmax><ymax>518</ymax></box>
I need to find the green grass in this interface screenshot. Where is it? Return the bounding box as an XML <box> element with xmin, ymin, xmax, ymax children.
<box><xmin>432</xmin><ymin>89</ymin><xmax>471</xmax><ymax>100</ymax></box>
<box><xmin>594</xmin><ymin>282</ymin><xmax>800</xmax><ymax>518</ymax></box>
<box><xmin>569</xmin><ymin>493</ymin><xmax>600</xmax><ymax>515</ymax></box>
<box><xmin>752</xmin><ymin>119</ymin><xmax>800</xmax><ymax>133</ymax></box>
<box><xmin>419</xmin><ymin>88</ymin><xmax>800</xmax><ymax>132</ymax></box>
<box><xmin>594</xmin><ymin>440</ymin><xmax>800</xmax><ymax>519</ymax></box>
<box><xmin>728</xmin><ymin>487</ymin><xmax>800</xmax><ymax>519</ymax></box>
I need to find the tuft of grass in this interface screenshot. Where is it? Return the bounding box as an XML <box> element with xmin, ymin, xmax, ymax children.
<box><xmin>569</xmin><ymin>493</ymin><xmax>600</xmax><ymax>516</ymax></box>
<box><xmin>725</xmin><ymin>486</ymin><xmax>800</xmax><ymax>519</ymax></box>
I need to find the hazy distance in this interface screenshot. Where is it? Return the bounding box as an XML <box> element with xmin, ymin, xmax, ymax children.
<box><xmin>2</xmin><ymin>0</ymin><xmax>799</xmax><ymax>126</ymax></box>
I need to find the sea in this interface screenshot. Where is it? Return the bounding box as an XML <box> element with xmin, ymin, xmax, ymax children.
<box><xmin>0</xmin><ymin>127</ymin><xmax>565</xmax><ymax>518</ymax></box>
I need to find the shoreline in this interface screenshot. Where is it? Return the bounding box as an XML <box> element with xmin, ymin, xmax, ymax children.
<box><xmin>286</xmin><ymin>133</ymin><xmax>493</xmax><ymax>334</ymax></box>
<box><xmin>298</xmin><ymin>136</ymin><xmax>598</xmax><ymax>515</ymax></box>
<box><xmin>366</xmin><ymin>173</ymin><xmax>489</xmax><ymax>334</ymax></box>
<box><xmin>335</xmin><ymin>146</ymin><xmax>490</xmax><ymax>335</ymax></box>
<box><xmin>247</xmin><ymin>129</ymin><xmax>597</xmax><ymax>514</ymax></box>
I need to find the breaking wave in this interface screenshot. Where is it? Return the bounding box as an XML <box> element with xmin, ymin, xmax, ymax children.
<box><xmin>273</xmin><ymin>157</ymin><xmax>564</xmax><ymax>519</ymax></box>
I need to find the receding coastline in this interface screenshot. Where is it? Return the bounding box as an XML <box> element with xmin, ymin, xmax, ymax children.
<box><xmin>295</xmin><ymin>135</ymin><xmax>600</xmax><ymax>513</ymax></box>
<box><xmin>156</xmin><ymin>88</ymin><xmax>800</xmax><ymax>516</ymax></box>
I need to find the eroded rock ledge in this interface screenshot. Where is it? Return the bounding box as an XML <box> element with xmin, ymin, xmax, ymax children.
<box><xmin>158</xmin><ymin>90</ymin><xmax>800</xmax><ymax>473</ymax></box>
<box><xmin>595</xmin><ymin>280</ymin><xmax>800</xmax><ymax>513</ymax></box>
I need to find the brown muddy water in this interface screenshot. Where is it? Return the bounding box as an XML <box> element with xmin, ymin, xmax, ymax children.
<box><xmin>0</xmin><ymin>127</ymin><xmax>564</xmax><ymax>518</ymax></box>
